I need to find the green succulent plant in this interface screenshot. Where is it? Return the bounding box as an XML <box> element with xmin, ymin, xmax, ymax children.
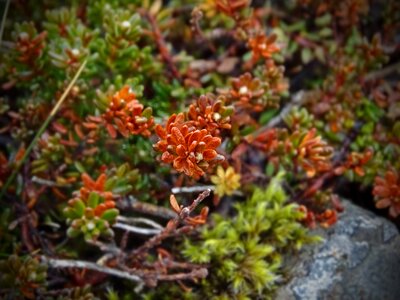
<box><xmin>64</xmin><ymin>195</ymin><xmax>118</xmax><ymax>241</ymax></box>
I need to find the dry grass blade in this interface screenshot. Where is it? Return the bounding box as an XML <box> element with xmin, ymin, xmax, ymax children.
<box><xmin>0</xmin><ymin>0</ymin><xmax>10</xmax><ymax>47</ymax></box>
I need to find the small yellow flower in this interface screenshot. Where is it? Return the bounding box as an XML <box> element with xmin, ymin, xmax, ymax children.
<box><xmin>211</xmin><ymin>166</ymin><xmax>241</xmax><ymax>197</ymax></box>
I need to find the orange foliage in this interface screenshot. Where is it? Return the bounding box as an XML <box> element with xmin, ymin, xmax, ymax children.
<box><xmin>102</xmin><ymin>86</ymin><xmax>154</xmax><ymax>138</ymax></box>
<box><xmin>373</xmin><ymin>169</ymin><xmax>400</xmax><ymax>217</ymax></box>
<box><xmin>248</xmin><ymin>33</ymin><xmax>280</xmax><ymax>61</ymax></box>
<box><xmin>154</xmin><ymin>113</ymin><xmax>223</xmax><ymax>179</ymax></box>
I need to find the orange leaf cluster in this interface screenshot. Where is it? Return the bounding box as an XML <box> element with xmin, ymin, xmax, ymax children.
<box><xmin>334</xmin><ymin>150</ymin><xmax>373</xmax><ymax>176</ymax></box>
<box><xmin>299</xmin><ymin>202</ymin><xmax>340</xmax><ymax>229</ymax></box>
<box><xmin>262</xmin><ymin>59</ymin><xmax>289</xmax><ymax>96</ymax></box>
<box><xmin>373</xmin><ymin>169</ymin><xmax>400</xmax><ymax>218</ymax></box>
<box><xmin>16</xmin><ymin>31</ymin><xmax>47</xmax><ymax>65</ymax></box>
<box><xmin>252</xmin><ymin>128</ymin><xmax>280</xmax><ymax>152</ymax></box>
<box><xmin>0</xmin><ymin>153</ymin><xmax>9</xmax><ymax>187</ymax></box>
<box><xmin>228</xmin><ymin>72</ymin><xmax>265</xmax><ymax>111</ymax></box>
<box><xmin>53</xmin><ymin>111</ymin><xmax>101</xmax><ymax>156</ymax></box>
<box><xmin>316</xmin><ymin>209</ymin><xmax>338</xmax><ymax>228</ymax></box>
<box><xmin>248</xmin><ymin>33</ymin><xmax>280</xmax><ymax>62</ymax></box>
<box><xmin>77</xmin><ymin>116</ymin><xmax>103</xmax><ymax>145</ymax></box>
<box><xmin>80</xmin><ymin>173</ymin><xmax>113</xmax><ymax>200</ymax></box>
<box><xmin>295</xmin><ymin>128</ymin><xmax>333</xmax><ymax>177</ymax></box>
<box><xmin>102</xmin><ymin>86</ymin><xmax>154</xmax><ymax>138</ymax></box>
<box><xmin>215</xmin><ymin>0</ymin><xmax>250</xmax><ymax>17</ymax></box>
<box><xmin>77</xmin><ymin>173</ymin><xmax>116</xmax><ymax>217</ymax></box>
<box><xmin>335</xmin><ymin>0</ymin><xmax>369</xmax><ymax>27</ymax></box>
<box><xmin>253</xmin><ymin>128</ymin><xmax>332</xmax><ymax>177</ymax></box>
<box><xmin>154</xmin><ymin>113</ymin><xmax>224</xmax><ymax>179</ymax></box>
<box><xmin>0</xmin><ymin>146</ymin><xmax>25</xmax><ymax>188</ymax></box>
<box><xmin>188</xmin><ymin>94</ymin><xmax>232</xmax><ymax>135</ymax></box>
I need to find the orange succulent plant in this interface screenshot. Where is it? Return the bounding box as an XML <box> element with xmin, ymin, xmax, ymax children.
<box><xmin>154</xmin><ymin>113</ymin><xmax>224</xmax><ymax>179</ymax></box>
<box><xmin>373</xmin><ymin>169</ymin><xmax>400</xmax><ymax>218</ymax></box>
<box><xmin>228</xmin><ymin>72</ymin><xmax>265</xmax><ymax>111</ymax></box>
<box><xmin>335</xmin><ymin>0</ymin><xmax>369</xmax><ymax>27</ymax></box>
<box><xmin>334</xmin><ymin>150</ymin><xmax>373</xmax><ymax>177</ymax></box>
<box><xmin>0</xmin><ymin>146</ymin><xmax>25</xmax><ymax>188</ymax></box>
<box><xmin>188</xmin><ymin>94</ymin><xmax>232</xmax><ymax>136</ymax></box>
<box><xmin>80</xmin><ymin>173</ymin><xmax>114</xmax><ymax>202</ymax></box>
<box><xmin>295</xmin><ymin>129</ymin><xmax>333</xmax><ymax>177</ymax></box>
<box><xmin>248</xmin><ymin>33</ymin><xmax>280</xmax><ymax>62</ymax></box>
<box><xmin>215</xmin><ymin>0</ymin><xmax>250</xmax><ymax>17</ymax></box>
<box><xmin>317</xmin><ymin>209</ymin><xmax>338</xmax><ymax>228</ymax></box>
<box><xmin>262</xmin><ymin>59</ymin><xmax>289</xmax><ymax>96</ymax></box>
<box><xmin>252</xmin><ymin>128</ymin><xmax>280</xmax><ymax>152</ymax></box>
<box><xmin>102</xmin><ymin>86</ymin><xmax>154</xmax><ymax>138</ymax></box>
<box><xmin>0</xmin><ymin>153</ymin><xmax>9</xmax><ymax>188</ymax></box>
<box><xmin>253</xmin><ymin>128</ymin><xmax>332</xmax><ymax>178</ymax></box>
<box><xmin>298</xmin><ymin>205</ymin><xmax>317</xmax><ymax>229</ymax></box>
<box><xmin>15</xmin><ymin>30</ymin><xmax>47</xmax><ymax>66</ymax></box>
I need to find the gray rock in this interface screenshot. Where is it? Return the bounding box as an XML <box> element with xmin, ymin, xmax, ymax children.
<box><xmin>276</xmin><ymin>200</ymin><xmax>400</xmax><ymax>300</ymax></box>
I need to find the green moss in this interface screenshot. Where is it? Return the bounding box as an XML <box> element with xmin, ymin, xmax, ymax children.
<box><xmin>148</xmin><ymin>173</ymin><xmax>320</xmax><ymax>299</ymax></box>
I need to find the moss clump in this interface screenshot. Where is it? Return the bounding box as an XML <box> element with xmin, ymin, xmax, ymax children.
<box><xmin>147</xmin><ymin>173</ymin><xmax>319</xmax><ymax>300</ymax></box>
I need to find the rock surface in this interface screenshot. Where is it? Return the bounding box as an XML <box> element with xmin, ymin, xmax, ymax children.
<box><xmin>276</xmin><ymin>200</ymin><xmax>400</xmax><ymax>300</ymax></box>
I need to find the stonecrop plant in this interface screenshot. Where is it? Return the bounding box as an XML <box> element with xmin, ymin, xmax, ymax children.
<box><xmin>0</xmin><ymin>0</ymin><xmax>399</xmax><ymax>298</ymax></box>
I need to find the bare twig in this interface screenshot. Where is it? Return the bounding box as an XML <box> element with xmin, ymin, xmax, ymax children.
<box><xmin>172</xmin><ymin>185</ymin><xmax>214</xmax><ymax>194</ymax></box>
<box><xmin>153</xmin><ymin>258</ymin><xmax>208</xmax><ymax>270</ymax></box>
<box><xmin>8</xmin><ymin>214</ymin><xmax>30</xmax><ymax>230</ymax></box>
<box><xmin>113</xmin><ymin>222</ymin><xmax>162</xmax><ymax>235</ymax></box>
<box><xmin>140</xmin><ymin>10</ymin><xmax>181</xmax><ymax>82</ymax></box>
<box><xmin>87</xmin><ymin>240</ymin><xmax>123</xmax><ymax>255</ymax></box>
<box><xmin>190</xmin><ymin>7</ymin><xmax>216</xmax><ymax>52</ymax></box>
<box><xmin>118</xmin><ymin>196</ymin><xmax>176</xmax><ymax>219</ymax></box>
<box><xmin>96</xmin><ymin>253</ymin><xmax>115</xmax><ymax>265</ymax></box>
<box><xmin>172</xmin><ymin>185</ymin><xmax>243</xmax><ymax>196</ymax></box>
<box><xmin>41</xmin><ymin>256</ymin><xmax>143</xmax><ymax>283</ymax></box>
<box><xmin>365</xmin><ymin>61</ymin><xmax>400</xmax><ymax>82</ymax></box>
<box><xmin>180</xmin><ymin>189</ymin><xmax>211</xmax><ymax>218</ymax></box>
<box><xmin>128</xmin><ymin>190</ymin><xmax>211</xmax><ymax>261</ymax></box>
<box><xmin>117</xmin><ymin>216</ymin><xmax>163</xmax><ymax>230</ymax></box>
<box><xmin>156</xmin><ymin>268</ymin><xmax>208</xmax><ymax>281</ymax></box>
<box><xmin>31</xmin><ymin>176</ymin><xmax>71</xmax><ymax>188</ymax></box>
